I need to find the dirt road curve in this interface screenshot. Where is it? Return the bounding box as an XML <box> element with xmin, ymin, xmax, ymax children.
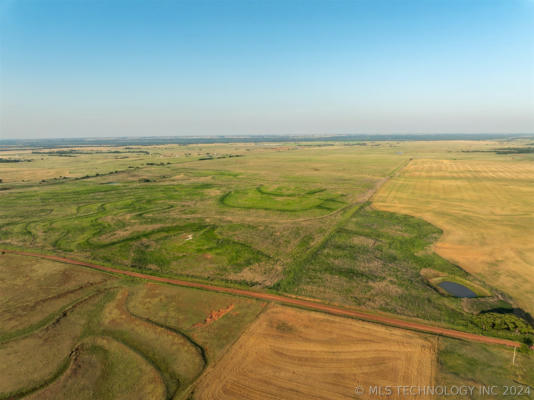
<box><xmin>2</xmin><ymin>249</ymin><xmax>523</xmax><ymax>349</ymax></box>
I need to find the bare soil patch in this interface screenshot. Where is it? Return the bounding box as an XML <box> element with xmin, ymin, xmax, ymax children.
<box><xmin>193</xmin><ymin>304</ymin><xmax>234</xmax><ymax>328</ymax></box>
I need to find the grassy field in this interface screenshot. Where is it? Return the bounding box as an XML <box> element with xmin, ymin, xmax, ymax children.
<box><xmin>280</xmin><ymin>205</ymin><xmax>490</xmax><ymax>326</ymax></box>
<box><xmin>127</xmin><ymin>282</ymin><xmax>266</xmax><ymax>363</ymax></box>
<box><xmin>0</xmin><ymin>253</ymin><xmax>113</xmax><ymax>339</ymax></box>
<box><xmin>1</xmin><ymin>139</ymin><xmax>534</xmax><ymax>398</ymax></box>
<box><xmin>2</xmin><ymin>253</ymin><xmax>532</xmax><ymax>399</ymax></box>
<box><xmin>0</xmin><ymin>254</ymin><xmax>264</xmax><ymax>400</ymax></box>
<box><xmin>192</xmin><ymin>304</ymin><xmax>437</xmax><ymax>400</ymax></box>
<box><xmin>437</xmin><ymin>338</ymin><xmax>534</xmax><ymax>398</ymax></box>
<box><xmin>1</xmin><ymin>141</ymin><xmax>533</xmax><ymax>337</ymax></box>
<box><xmin>374</xmin><ymin>157</ymin><xmax>534</xmax><ymax>316</ymax></box>
<box><xmin>0</xmin><ymin>143</ymin><xmax>405</xmax><ymax>287</ymax></box>
<box><xmin>22</xmin><ymin>336</ymin><xmax>163</xmax><ymax>400</ymax></box>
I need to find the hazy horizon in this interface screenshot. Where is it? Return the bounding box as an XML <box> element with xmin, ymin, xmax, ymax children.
<box><xmin>1</xmin><ymin>133</ymin><xmax>532</xmax><ymax>144</ymax></box>
<box><xmin>1</xmin><ymin>0</ymin><xmax>533</xmax><ymax>139</ymax></box>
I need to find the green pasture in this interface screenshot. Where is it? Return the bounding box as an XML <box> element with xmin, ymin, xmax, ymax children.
<box><xmin>0</xmin><ymin>143</ymin><xmax>406</xmax><ymax>283</ymax></box>
<box><xmin>0</xmin><ymin>141</ymin><xmax>532</xmax><ymax>340</ymax></box>
<box><xmin>438</xmin><ymin>338</ymin><xmax>534</xmax><ymax>395</ymax></box>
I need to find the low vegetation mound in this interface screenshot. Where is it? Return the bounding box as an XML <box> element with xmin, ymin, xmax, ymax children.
<box><xmin>221</xmin><ymin>186</ymin><xmax>344</xmax><ymax>212</ymax></box>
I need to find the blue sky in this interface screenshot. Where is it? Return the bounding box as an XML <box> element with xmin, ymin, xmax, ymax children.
<box><xmin>1</xmin><ymin>0</ymin><xmax>533</xmax><ymax>138</ymax></box>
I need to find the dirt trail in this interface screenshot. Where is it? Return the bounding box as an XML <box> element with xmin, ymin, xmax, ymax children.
<box><xmin>1</xmin><ymin>249</ymin><xmax>524</xmax><ymax>349</ymax></box>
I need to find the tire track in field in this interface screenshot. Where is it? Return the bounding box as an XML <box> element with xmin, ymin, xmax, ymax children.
<box><xmin>0</xmin><ymin>249</ymin><xmax>526</xmax><ymax>349</ymax></box>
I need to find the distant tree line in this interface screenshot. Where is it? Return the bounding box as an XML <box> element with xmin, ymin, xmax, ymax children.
<box><xmin>2</xmin><ymin>133</ymin><xmax>532</xmax><ymax>148</ymax></box>
<box><xmin>462</xmin><ymin>147</ymin><xmax>534</xmax><ymax>155</ymax></box>
<box><xmin>32</xmin><ymin>149</ymin><xmax>150</xmax><ymax>156</ymax></box>
<box><xmin>0</xmin><ymin>158</ymin><xmax>32</xmax><ymax>163</ymax></box>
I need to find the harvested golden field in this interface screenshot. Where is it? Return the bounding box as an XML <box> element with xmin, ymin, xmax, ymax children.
<box><xmin>192</xmin><ymin>305</ymin><xmax>436</xmax><ymax>400</ymax></box>
<box><xmin>373</xmin><ymin>158</ymin><xmax>534</xmax><ymax>315</ymax></box>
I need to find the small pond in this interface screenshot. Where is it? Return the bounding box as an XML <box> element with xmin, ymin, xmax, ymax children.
<box><xmin>438</xmin><ymin>281</ymin><xmax>477</xmax><ymax>298</ymax></box>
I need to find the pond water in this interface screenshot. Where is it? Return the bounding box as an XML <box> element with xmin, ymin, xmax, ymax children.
<box><xmin>438</xmin><ymin>281</ymin><xmax>477</xmax><ymax>298</ymax></box>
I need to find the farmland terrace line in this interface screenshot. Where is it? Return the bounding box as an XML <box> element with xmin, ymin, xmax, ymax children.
<box><xmin>1</xmin><ymin>248</ymin><xmax>525</xmax><ymax>349</ymax></box>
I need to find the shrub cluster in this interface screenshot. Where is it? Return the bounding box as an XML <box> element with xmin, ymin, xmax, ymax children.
<box><xmin>474</xmin><ymin>313</ymin><xmax>534</xmax><ymax>334</ymax></box>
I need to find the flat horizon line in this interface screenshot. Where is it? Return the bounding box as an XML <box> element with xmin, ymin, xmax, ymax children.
<box><xmin>1</xmin><ymin>132</ymin><xmax>533</xmax><ymax>142</ymax></box>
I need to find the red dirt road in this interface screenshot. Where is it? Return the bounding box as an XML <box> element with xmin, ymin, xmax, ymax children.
<box><xmin>2</xmin><ymin>249</ymin><xmax>524</xmax><ymax>348</ymax></box>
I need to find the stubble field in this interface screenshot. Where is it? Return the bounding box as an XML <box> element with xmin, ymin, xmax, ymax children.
<box><xmin>192</xmin><ymin>305</ymin><xmax>437</xmax><ymax>400</ymax></box>
<box><xmin>373</xmin><ymin>158</ymin><xmax>534</xmax><ymax>315</ymax></box>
